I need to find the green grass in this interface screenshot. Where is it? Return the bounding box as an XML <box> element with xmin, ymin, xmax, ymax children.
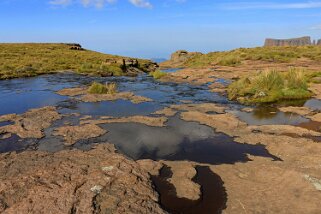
<box><xmin>88</xmin><ymin>82</ymin><xmax>117</xmax><ymax>94</ymax></box>
<box><xmin>228</xmin><ymin>68</ymin><xmax>313</xmax><ymax>104</ymax></box>
<box><xmin>0</xmin><ymin>43</ymin><xmax>152</xmax><ymax>80</ymax></box>
<box><xmin>149</xmin><ymin>70</ymin><xmax>167</xmax><ymax>79</ymax></box>
<box><xmin>306</xmin><ymin>71</ymin><xmax>321</xmax><ymax>83</ymax></box>
<box><xmin>184</xmin><ymin>46</ymin><xmax>321</xmax><ymax>68</ymax></box>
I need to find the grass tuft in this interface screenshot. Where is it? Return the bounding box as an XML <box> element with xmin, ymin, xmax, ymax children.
<box><xmin>228</xmin><ymin>68</ymin><xmax>312</xmax><ymax>104</ymax></box>
<box><xmin>88</xmin><ymin>82</ymin><xmax>117</xmax><ymax>94</ymax></box>
<box><xmin>149</xmin><ymin>70</ymin><xmax>166</xmax><ymax>79</ymax></box>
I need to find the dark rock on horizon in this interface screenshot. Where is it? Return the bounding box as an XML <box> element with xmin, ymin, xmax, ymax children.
<box><xmin>264</xmin><ymin>36</ymin><xmax>312</xmax><ymax>47</ymax></box>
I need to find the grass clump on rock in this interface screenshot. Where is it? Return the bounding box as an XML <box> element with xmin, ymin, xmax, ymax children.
<box><xmin>228</xmin><ymin>68</ymin><xmax>312</xmax><ymax>104</ymax></box>
<box><xmin>88</xmin><ymin>82</ymin><xmax>117</xmax><ymax>94</ymax></box>
<box><xmin>149</xmin><ymin>70</ymin><xmax>166</xmax><ymax>79</ymax></box>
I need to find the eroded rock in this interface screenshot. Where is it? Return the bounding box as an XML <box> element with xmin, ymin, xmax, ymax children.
<box><xmin>163</xmin><ymin>161</ymin><xmax>201</xmax><ymax>201</ymax></box>
<box><xmin>308</xmin><ymin>113</ymin><xmax>321</xmax><ymax>122</ymax></box>
<box><xmin>278</xmin><ymin>106</ymin><xmax>312</xmax><ymax>116</ymax></box>
<box><xmin>0</xmin><ymin>144</ymin><xmax>165</xmax><ymax>214</ymax></box>
<box><xmin>309</xmin><ymin>83</ymin><xmax>321</xmax><ymax>100</ymax></box>
<box><xmin>57</xmin><ymin>87</ymin><xmax>152</xmax><ymax>104</ymax></box>
<box><xmin>248</xmin><ymin>125</ymin><xmax>321</xmax><ymax>137</ymax></box>
<box><xmin>152</xmin><ymin>107</ymin><xmax>177</xmax><ymax>117</ymax></box>
<box><xmin>171</xmin><ymin>103</ymin><xmax>226</xmax><ymax>114</ymax></box>
<box><xmin>53</xmin><ymin>124</ymin><xmax>107</xmax><ymax>146</ymax></box>
<box><xmin>80</xmin><ymin>115</ymin><xmax>168</xmax><ymax>127</ymax></box>
<box><xmin>0</xmin><ymin>106</ymin><xmax>61</xmax><ymax>139</ymax></box>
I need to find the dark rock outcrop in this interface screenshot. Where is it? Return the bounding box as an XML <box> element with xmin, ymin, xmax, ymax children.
<box><xmin>124</xmin><ymin>58</ymin><xmax>139</xmax><ymax>67</ymax></box>
<box><xmin>65</xmin><ymin>43</ymin><xmax>82</xmax><ymax>48</ymax></box>
<box><xmin>65</xmin><ymin>43</ymin><xmax>84</xmax><ymax>50</ymax></box>
<box><xmin>264</xmin><ymin>36</ymin><xmax>312</xmax><ymax>47</ymax></box>
<box><xmin>318</xmin><ymin>39</ymin><xmax>321</xmax><ymax>46</ymax></box>
<box><xmin>100</xmin><ymin>58</ymin><xmax>158</xmax><ymax>77</ymax></box>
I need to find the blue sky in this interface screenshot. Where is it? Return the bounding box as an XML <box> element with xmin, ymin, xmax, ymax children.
<box><xmin>0</xmin><ymin>0</ymin><xmax>321</xmax><ymax>58</ymax></box>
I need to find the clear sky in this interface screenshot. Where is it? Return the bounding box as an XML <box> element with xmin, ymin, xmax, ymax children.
<box><xmin>1</xmin><ymin>0</ymin><xmax>321</xmax><ymax>58</ymax></box>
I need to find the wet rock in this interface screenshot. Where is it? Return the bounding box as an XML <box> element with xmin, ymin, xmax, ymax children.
<box><xmin>248</xmin><ymin>125</ymin><xmax>321</xmax><ymax>137</ymax></box>
<box><xmin>152</xmin><ymin>107</ymin><xmax>177</xmax><ymax>117</ymax></box>
<box><xmin>57</xmin><ymin>87</ymin><xmax>86</xmax><ymax>96</ymax></box>
<box><xmin>163</xmin><ymin>161</ymin><xmax>201</xmax><ymax>200</ymax></box>
<box><xmin>138</xmin><ymin>159</ymin><xmax>163</xmax><ymax>176</ymax></box>
<box><xmin>171</xmin><ymin>103</ymin><xmax>226</xmax><ymax>114</ymax></box>
<box><xmin>81</xmin><ymin>92</ymin><xmax>152</xmax><ymax>104</ymax></box>
<box><xmin>56</xmin><ymin>87</ymin><xmax>152</xmax><ymax>104</ymax></box>
<box><xmin>0</xmin><ymin>106</ymin><xmax>61</xmax><ymax>139</ymax></box>
<box><xmin>0</xmin><ymin>133</ymin><xmax>12</xmax><ymax>140</ymax></box>
<box><xmin>279</xmin><ymin>106</ymin><xmax>312</xmax><ymax>116</ymax></box>
<box><xmin>241</xmin><ymin>107</ymin><xmax>254</xmax><ymax>113</ymax></box>
<box><xmin>180</xmin><ymin>112</ymin><xmax>247</xmax><ymax>136</ymax></box>
<box><xmin>0</xmin><ymin>144</ymin><xmax>165</xmax><ymax>213</ymax></box>
<box><xmin>308</xmin><ymin>113</ymin><xmax>321</xmax><ymax>122</ymax></box>
<box><xmin>209</xmin><ymin>82</ymin><xmax>227</xmax><ymax>94</ymax></box>
<box><xmin>53</xmin><ymin>124</ymin><xmax>107</xmax><ymax>146</ymax></box>
<box><xmin>309</xmin><ymin>83</ymin><xmax>321</xmax><ymax>100</ymax></box>
<box><xmin>81</xmin><ymin>115</ymin><xmax>168</xmax><ymax>127</ymax></box>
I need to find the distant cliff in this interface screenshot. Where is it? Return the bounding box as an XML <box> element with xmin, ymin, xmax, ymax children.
<box><xmin>264</xmin><ymin>36</ymin><xmax>312</xmax><ymax>47</ymax></box>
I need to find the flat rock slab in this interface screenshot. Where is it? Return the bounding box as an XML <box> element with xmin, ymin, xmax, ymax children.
<box><xmin>53</xmin><ymin>124</ymin><xmax>107</xmax><ymax>146</ymax></box>
<box><xmin>57</xmin><ymin>87</ymin><xmax>152</xmax><ymax>104</ymax></box>
<box><xmin>0</xmin><ymin>144</ymin><xmax>165</xmax><ymax>214</ymax></box>
<box><xmin>278</xmin><ymin>106</ymin><xmax>312</xmax><ymax>116</ymax></box>
<box><xmin>81</xmin><ymin>115</ymin><xmax>168</xmax><ymax>127</ymax></box>
<box><xmin>0</xmin><ymin>106</ymin><xmax>61</xmax><ymax>139</ymax></box>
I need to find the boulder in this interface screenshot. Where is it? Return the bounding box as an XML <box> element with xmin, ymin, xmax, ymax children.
<box><xmin>124</xmin><ymin>58</ymin><xmax>139</xmax><ymax>67</ymax></box>
<box><xmin>170</xmin><ymin>50</ymin><xmax>201</xmax><ymax>64</ymax></box>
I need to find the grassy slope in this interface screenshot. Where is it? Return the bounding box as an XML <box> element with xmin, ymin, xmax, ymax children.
<box><xmin>184</xmin><ymin>46</ymin><xmax>321</xmax><ymax>67</ymax></box>
<box><xmin>0</xmin><ymin>43</ymin><xmax>151</xmax><ymax>79</ymax></box>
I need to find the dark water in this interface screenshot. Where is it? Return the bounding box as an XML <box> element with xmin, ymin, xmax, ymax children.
<box><xmin>74</xmin><ymin>116</ymin><xmax>281</xmax><ymax>164</ymax></box>
<box><xmin>304</xmin><ymin>99</ymin><xmax>321</xmax><ymax>111</ymax></box>
<box><xmin>0</xmin><ymin>121</ymin><xmax>13</xmax><ymax>127</ymax></box>
<box><xmin>0</xmin><ymin>73</ymin><xmax>79</xmax><ymax>115</ymax></box>
<box><xmin>298</xmin><ymin>120</ymin><xmax>321</xmax><ymax>132</ymax></box>
<box><xmin>0</xmin><ymin>134</ymin><xmax>36</xmax><ymax>153</ymax></box>
<box><xmin>161</xmin><ymin>68</ymin><xmax>183</xmax><ymax>73</ymax></box>
<box><xmin>232</xmin><ymin>107</ymin><xmax>309</xmax><ymax>126</ymax></box>
<box><xmin>59</xmin><ymin>99</ymin><xmax>161</xmax><ymax>117</ymax></box>
<box><xmin>214</xmin><ymin>78</ymin><xmax>231</xmax><ymax>86</ymax></box>
<box><xmin>0</xmin><ymin>72</ymin><xmax>315</xmax><ymax>214</ymax></box>
<box><xmin>152</xmin><ymin>165</ymin><xmax>227</xmax><ymax>214</ymax></box>
<box><xmin>0</xmin><ymin>73</ymin><xmax>229</xmax><ymax>116</ymax></box>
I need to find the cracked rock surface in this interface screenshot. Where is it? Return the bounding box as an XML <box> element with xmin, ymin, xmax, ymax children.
<box><xmin>0</xmin><ymin>144</ymin><xmax>165</xmax><ymax>214</ymax></box>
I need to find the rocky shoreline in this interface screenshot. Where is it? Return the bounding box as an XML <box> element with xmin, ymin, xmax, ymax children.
<box><xmin>1</xmin><ymin>52</ymin><xmax>321</xmax><ymax>213</ymax></box>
